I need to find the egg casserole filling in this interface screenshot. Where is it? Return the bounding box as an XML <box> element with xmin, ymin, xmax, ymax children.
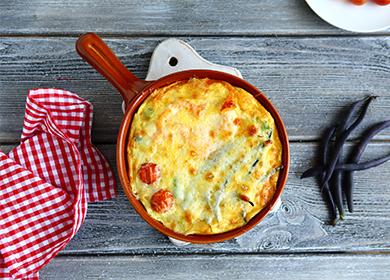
<box><xmin>128</xmin><ymin>78</ymin><xmax>282</xmax><ymax>235</ymax></box>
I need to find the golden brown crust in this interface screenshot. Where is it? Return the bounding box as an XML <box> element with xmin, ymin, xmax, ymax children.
<box><xmin>128</xmin><ymin>78</ymin><xmax>282</xmax><ymax>235</ymax></box>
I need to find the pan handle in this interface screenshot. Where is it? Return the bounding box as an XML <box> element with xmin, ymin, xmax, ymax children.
<box><xmin>76</xmin><ymin>33</ymin><xmax>149</xmax><ymax>104</ymax></box>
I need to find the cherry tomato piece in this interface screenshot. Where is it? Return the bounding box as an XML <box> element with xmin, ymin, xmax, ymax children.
<box><xmin>372</xmin><ymin>0</ymin><xmax>390</xmax><ymax>5</ymax></box>
<box><xmin>138</xmin><ymin>163</ymin><xmax>160</xmax><ymax>184</ymax></box>
<box><xmin>221</xmin><ymin>97</ymin><xmax>236</xmax><ymax>112</ymax></box>
<box><xmin>349</xmin><ymin>0</ymin><xmax>367</xmax><ymax>4</ymax></box>
<box><xmin>151</xmin><ymin>190</ymin><xmax>174</xmax><ymax>213</ymax></box>
<box><xmin>247</xmin><ymin>125</ymin><xmax>257</xmax><ymax>136</ymax></box>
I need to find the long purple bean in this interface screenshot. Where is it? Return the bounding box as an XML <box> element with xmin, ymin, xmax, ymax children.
<box><xmin>319</xmin><ymin>126</ymin><xmax>337</xmax><ymax>224</ymax></box>
<box><xmin>301</xmin><ymin>154</ymin><xmax>390</xmax><ymax>178</ymax></box>
<box><xmin>321</xmin><ymin>96</ymin><xmax>375</xmax><ymax>187</ymax></box>
<box><xmin>301</xmin><ymin>167</ymin><xmax>323</xmax><ymax>178</ymax></box>
<box><xmin>344</xmin><ymin>120</ymin><xmax>390</xmax><ymax>212</ymax></box>
<box><xmin>331</xmin><ymin>99</ymin><xmax>360</xmax><ymax>219</ymax></box>
<box><xmin>330</xmin><ymin>109</ymin><xmax>359</xmax><ymax>220</ymax></box>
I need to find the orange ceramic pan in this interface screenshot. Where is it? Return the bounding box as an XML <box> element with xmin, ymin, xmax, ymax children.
<box><xmin>76</xmin><ymin>33</ymin><xmax>290</xmax><ymax>243</ymax></box>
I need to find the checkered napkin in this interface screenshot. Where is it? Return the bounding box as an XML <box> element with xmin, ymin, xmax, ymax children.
<box><xmin>0</xmin><ymin>89</ymin><xmax>116</xmax><ymax>279</ymax></box>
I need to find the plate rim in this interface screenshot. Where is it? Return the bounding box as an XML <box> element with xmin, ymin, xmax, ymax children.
<box><xmin>305</xmin><ymin>0</ymin><xmax>390</xmax><ymax>33</ymax></box>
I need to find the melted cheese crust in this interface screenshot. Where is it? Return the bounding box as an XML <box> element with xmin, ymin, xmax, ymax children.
<box><xmin>128</xmin><ymin>78</ymin><xmax>282</xmax><ymax>235</ymax></box>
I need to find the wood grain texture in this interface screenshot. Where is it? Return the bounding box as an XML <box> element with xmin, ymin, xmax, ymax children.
<box><xmin>2</xmin><ymin>142</ymin><xmax>389</xmax><ymax>253</ymax></box>
<box><xmin>0</xmin><ymin>37</ymin><xmax>389</xmax><ymax>143</ymax></box>
<box><xmin>0</xmin><ymin>0</ymin><xmax>356</xmax><ymax>36</ymax></box>
<box><xmin>1</xmin><ymin>0</ymin><xmax>389</xmax><ymax>276</ymax></box>
<box><xmin>40</xmin><ymin>254</ymin><xmax>390</xmax><ymax>280</ymax></box>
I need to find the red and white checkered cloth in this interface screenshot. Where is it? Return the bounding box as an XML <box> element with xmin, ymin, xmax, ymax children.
<box><xmin>0</xmin><ymin>89</ymin><xmax>116</xmax><ymax>279</ymax></box>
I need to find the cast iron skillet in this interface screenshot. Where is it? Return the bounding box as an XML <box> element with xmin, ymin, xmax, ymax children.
<box><xmin>76</xmin><ymin>33</ymin><xmax>290</xmax><ymax>243</ymax></box>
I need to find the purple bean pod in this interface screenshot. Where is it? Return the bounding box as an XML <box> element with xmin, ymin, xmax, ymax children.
<box><xmin>344</xmin><ymin>120</ymin><xmax>390</xmax><ymax>212</ymax></box>
<box><xmin>321</xmin><ymin>96</ymin><xmax>375</xmax><ymax>187</ymax></box>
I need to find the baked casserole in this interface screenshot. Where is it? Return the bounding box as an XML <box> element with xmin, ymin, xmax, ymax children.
<box><xmin>128</xmin><ymin>78</ymin><xmax>282</xmax><ymax>235</ymax></box>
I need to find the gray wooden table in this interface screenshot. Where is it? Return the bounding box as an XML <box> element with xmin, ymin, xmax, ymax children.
<box><xmin>1</xmin><ymin>1</ymin><xmax>389</xmax><ymax>279</ymax></box>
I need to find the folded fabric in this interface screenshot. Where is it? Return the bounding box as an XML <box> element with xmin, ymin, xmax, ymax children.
<box><xmin>0</xmin><ymin>89</ymin><xmax>116</xmax><ymax>279</ymax></box>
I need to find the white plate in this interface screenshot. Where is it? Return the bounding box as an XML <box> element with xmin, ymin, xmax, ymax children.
<box><xmin>305</xmin><ymin>0</ymin><xmax>390</xmax><ymax>33</ymax></box>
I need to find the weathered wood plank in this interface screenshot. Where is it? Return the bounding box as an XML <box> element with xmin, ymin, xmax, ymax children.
<box><xmin>2</xmin><ymin>142</ymin><xmax>389</xmax><ymax>253</ymax></box>
<box><xmin>40</xmin><ymin>254</ymin><xmax>390</xmax><ymax>280</ymax></box>
<box><xmin>0</xmin><ymin>0</ymin><xmax>357</xmax><ymax>36</ymax></box>
<box><xmin>0</xmin><ymin>37</ymin><xmax>389</xmax><ymax>142</ymax></box>
<box><xmin>0</xmin><ymin>81</ymin><xmax>123</xmax><ymax>143</ymax></box>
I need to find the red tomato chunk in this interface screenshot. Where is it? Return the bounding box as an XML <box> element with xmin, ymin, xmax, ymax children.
<box><xmin>138</xmin><ymin>163</ymin><xmax>160</xmax><ymax>184</ymax></box>
<box><xmin>151</xmin><ymin>190</ymin><xmax>175</xmax><ymax>213</ymax></box>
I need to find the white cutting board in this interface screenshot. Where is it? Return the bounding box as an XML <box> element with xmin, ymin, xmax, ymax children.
<box><xmin>124</xmin><ymin>38</ymin><xmax>283</xmax><ymax>246</ymax></box>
